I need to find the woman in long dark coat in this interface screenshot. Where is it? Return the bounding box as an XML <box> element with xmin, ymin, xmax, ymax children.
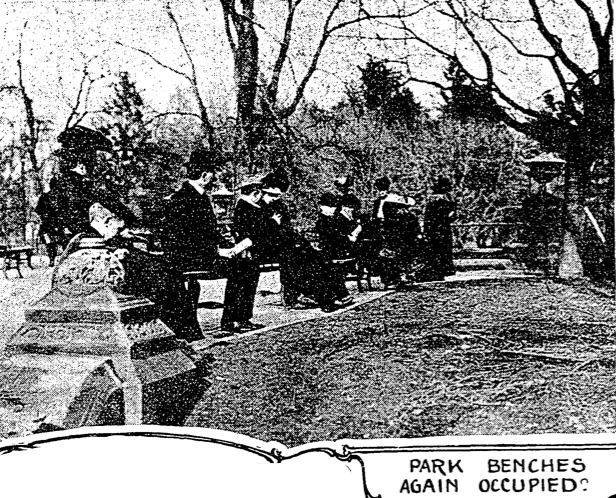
<box><xmin>423</xmin><ymin>176</ymin><xmax>456</xmax><ymax>280</ymax></box>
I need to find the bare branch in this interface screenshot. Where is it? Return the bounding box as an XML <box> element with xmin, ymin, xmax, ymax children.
<box><xmin>143</xmin><ymin>111</ymin><xmax>203</xmax><ymax>128</ymax></box>
<box><xmin>223</xmin><ymin>10</ymin><xmax>237</xmax><ymax>53</ymax></box>
<box><xmin>571</xmin><ymin>0</ymin><xmax>604</xmax><ymax>47</ymax></box>
<box><xmin>606</xmin><ymin>0</ymin><xmax>613</xmax><ymax>39</ymax></box>
<box><xmin>279</xmin><ymin>0</ymin><xmax>345</xmax><ymax>118</ymax></box>
<box><xmin>444</xmin><ymin>0</ymin><xmax>545</xmax><ymax>120</ymax></box>
<box><xmin>483</xmin><ymin>16</ymin><xmax>554</xmax><ymax>59</ymax></box>
<box><xmin>0</xmin><ymin>85</ymin><xmax>19</xmax><ymax>94</ymax></box>
<box><xmin>267</xmin><ymin>0</ymin><xmax>298</xmax><ymax>103</ymax></box>
<box><xmin>65</xmin><ymin>55</ymin><xmax>103</xmax><ymax>130</ymax></box>
<box><xmin>115</xmin><ymin>41</ymin><xmax>191</xmax><ymax>83</ymax></box>
<box><xmin>166</xmin><ymin>2</ymin><xmax>214</xmax><ymax>148</ymax></box>
<box><xmin>527</xmin><ymin>0</ymin><xmax>588</xmax><ymax>82</ymax></box>
<box><xmin>401</xmin><ymin>74</ymin><xmax>450</xmax><ymax>91</ymax></box>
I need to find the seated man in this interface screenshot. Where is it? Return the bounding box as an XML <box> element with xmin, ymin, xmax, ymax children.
<box><xmin>260</xmin><ymin>170</ymin><xmax>352</xmax><ymax>312</ymax></box>
<box><xmin>89</xmin><ymin>203</ymin><xmax>205</xmax><ymax>343</ymax></box>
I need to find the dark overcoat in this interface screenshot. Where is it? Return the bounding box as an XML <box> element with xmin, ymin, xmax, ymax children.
<box><xmin>423</xmin><ymin>195</ymin><xmax>456</xmax><ymax>279</ymax></box>
<box><xmin>160</xmin><ymin>181</ymin><xmax>220</xmax><ymax>272</ymax></box>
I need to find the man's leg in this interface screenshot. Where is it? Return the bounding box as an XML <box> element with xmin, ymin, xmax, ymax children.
<box><xmin>186</xmin><ymin>279</ymin><xmax>201</xmax><ymax>311</ymax></box>
<box><xmin>221</xmin><ymin>259</ymin><xmax>242</xmax><ymax>327</ymax></box>
<box><xmin>236</xmin><ymin>259</ymin><xmax>260</xmax><ymax>323</ymax></box>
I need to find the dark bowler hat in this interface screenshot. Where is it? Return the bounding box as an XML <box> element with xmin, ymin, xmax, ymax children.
<box><xmin>186</xmin><ymin>148</ymin><xmax>220</xmax><ymax>173</ymax></box>
<box><xmin>261</xmin><ymin>167</ymin><xmax>290</xmax><ymax>195</ymax></box>
<box><xmin>58</xmin><ymin>125</ymin><xmax>112</xmax><ymax>153</ymax></box>
<box><xmin>432</xmin><ymin>176</ymin><xmax>452</xmax><ymax>194</ymax></box>
<box><xmin>340</xmin><ymin>193</ymin><xmax>361</xmax><ymax>210</ymax></box>
<box><xmin>374</xmin><ymin>175</ymin><xmax>391</xmax><ymax>191</ymax></box>
<box><xmin>318</xmin><ymin>191</ymin><xmax>339</xmax><ymax>208</ymax></box>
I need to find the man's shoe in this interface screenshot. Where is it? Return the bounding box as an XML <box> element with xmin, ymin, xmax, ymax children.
<box><xmin>292</xmin><ymin>295</ymin><xmax>319</xmax><ymax>309</ymax></box>
<box><xmin>320</xmin><ymin>303</ymin><xmax>339</xmax><ymax>313</ymax></box>
<box><xmin>238</xmin><ymin>321</ymin><xmax>265</xmax><ymax>331</ymax></box>
<box><xmin>215</xmin><ymin>322</ymin><xmax>241</xmax><ymax>338</ymax></box>
<box><xmin>337</xmin><ymin>295</ymin><xmax>354</xmax><ymax>307</ymax></box>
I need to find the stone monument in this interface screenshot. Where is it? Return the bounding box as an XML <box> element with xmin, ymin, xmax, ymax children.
<box><xmin>0</xmin><ymin>238</ymin><xmax>209</xmax><ymax>438</ymax></box>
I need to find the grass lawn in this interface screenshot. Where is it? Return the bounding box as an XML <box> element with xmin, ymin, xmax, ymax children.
<box><xmin>187</xmin><ymin>280</ymin><xmax>616</xmax><ymax>447</ymax></box>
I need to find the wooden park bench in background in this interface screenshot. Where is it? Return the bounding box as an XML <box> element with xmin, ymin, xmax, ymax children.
<box><xmin>0</xmin><ymin>245</ymin><xmax>34</xmax><ymax>278</ymax></box>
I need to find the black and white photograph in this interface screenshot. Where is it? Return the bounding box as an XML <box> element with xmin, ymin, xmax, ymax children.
<box><xmin>0</xmin><ymin>0</ymin><xmax>614</xmax><ymax>496</ymax></box>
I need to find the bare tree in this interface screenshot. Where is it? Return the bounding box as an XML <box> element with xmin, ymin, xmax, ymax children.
<box><xmin>379</xmin><ymin>0</ymin><xmax>612</xmax><ymax>201</ymax></box>
<box><xmin>116</xmin><ymin>3</ymin><xmax>216</xmax><ymax>149</ymax></box>
<box><xmin>219</xmin><ymin>0</ymin><xmax>432</xmax><ymax>170</ymax></box>
<box><xmin>62</xmin><ymin>54</ymin><xmax>107</xmax><ymax>131</ymax></box>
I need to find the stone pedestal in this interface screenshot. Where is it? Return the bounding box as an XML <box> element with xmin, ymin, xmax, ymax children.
<box><xmin>0</xmin><ymin>239</ymin><xmax>209</xmax><ymax>438</ymax></box>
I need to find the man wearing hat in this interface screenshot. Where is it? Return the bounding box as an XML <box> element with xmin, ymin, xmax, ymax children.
<box><xmin>220</xmin><ymin>177</ymin><xmax>267</xmax><ymax>334</ymax></box>
<box><xmin>160</xmin><ymin>148</ymin><xmax>226</xmax><ymax>322</ymax></box>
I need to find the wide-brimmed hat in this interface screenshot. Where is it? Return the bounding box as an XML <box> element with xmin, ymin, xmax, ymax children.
<box><xmin>58</xmin><ymin>125</ymin><xmax>112</xmax><ymax>153</ymax></box>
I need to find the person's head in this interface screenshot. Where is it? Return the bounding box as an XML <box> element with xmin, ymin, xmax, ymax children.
<box><xmin>185</xmin><ymin>148</ymin><xmax>220</xmax><ymax>189</ymax></box>
<box><xmin>261</xmin><ymin>189</ymin><xmax>282</xmax><ymax>205</ymax></box>
<box><xmin>239</xmin><ymin>177</ymin><xmax>263</xmax><ymax>204</ymax></box>
<box><xmin>340</xmin><ymin>193</ymin><xmax>361</xmax><ymax>219</ymax></box>
<box><xmin>261</xmin><ymin>168</ymin><xmax>289</xmax><ymax>204</ymax></box>
<box><xmin>318</xmin><ymin>192</ymin><xmax>339</xmax><ymax>217</ymax></box>
<box><xmin>89</xmin><ymin>203</ymin><xmax>125</xmax><ymax>240</ymax></box>
<box><xmin>432</xmin><ymin>176</ymin><xmax>452</xmax><ymax>195</ymax></box>
<box><xmin>334</xmin><ymin>176</ymin><xmax>351</xmax><ymax>194</ymax></box>
<box><xmin>374</xmin><ymin>176</ymin><xmax>391</xmax><ymax>196</ymax></box>
<box><xmin>57</xmin><ymin>125</ymin><xmax>112</xmax><ymax>176</ymax></box>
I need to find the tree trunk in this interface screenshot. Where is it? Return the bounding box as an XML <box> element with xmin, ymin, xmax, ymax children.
<box><xmin>233</xmin><ymin>0</ymin><xmax>259</xmax><ymax>173</ymax></box>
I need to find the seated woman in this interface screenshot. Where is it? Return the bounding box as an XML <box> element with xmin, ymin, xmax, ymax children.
<box><xmin>89</xmin><ymin>203</ymin><xmax>204</xmax><ymax>343</ymax></box>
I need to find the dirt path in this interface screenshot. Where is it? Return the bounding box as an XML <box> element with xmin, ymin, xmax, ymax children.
<box><xmin>187</xmin><ymin>280</ymin><xmax>616</xmax><ymax>447</ymax></box>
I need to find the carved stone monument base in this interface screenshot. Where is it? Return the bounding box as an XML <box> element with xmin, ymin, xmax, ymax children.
<box><xmin>0</xmin><ymin>242</ymin><xmax>209</xmax><ymax>438</ymax></box>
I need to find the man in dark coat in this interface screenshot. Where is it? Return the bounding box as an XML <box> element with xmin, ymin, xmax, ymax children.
<box><xmin>423</xmin><ymin>176</ymin><xmax>456</xmax><ymax>280</ymax></box>
<box><xmin>520</xmin><ymin>184</ymin><xmax>564</xmax><ymax>273</ymax></box>
<box><xmin>220</xmin><ymin>178</ymin><xmax>267</xmax><ymax>334</ymax></box>
<box><xmin>35</xmin><ymin>178</ymin><xmax>63</xmax><ymax>266</ymax></box>
<box><xmin>160</xmin><ymin>148</ymin><xmax>223</xmax><ymax>311</ymax></box>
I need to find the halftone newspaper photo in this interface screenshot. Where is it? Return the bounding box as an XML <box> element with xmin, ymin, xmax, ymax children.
<box><xmin>0</xmin><ymin>1</ymin><xmax>614</xmax><ymax>496</ymax></box>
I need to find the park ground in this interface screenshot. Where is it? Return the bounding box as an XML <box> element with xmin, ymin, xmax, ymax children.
<box><xmin>0</xmin><ymin>261</ymin><xmax>615</xmax><ymax>446</ymax></box>
<box><xmin>186</xmin><ymin>279</ymin><xmax>616</xmax><ymax>446</ymax></box>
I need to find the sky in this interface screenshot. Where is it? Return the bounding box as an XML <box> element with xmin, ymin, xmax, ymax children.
<box><xmin>0</xmin><ymin>0</ymin><xmax>607</xmax><ymax>149</ymax></box>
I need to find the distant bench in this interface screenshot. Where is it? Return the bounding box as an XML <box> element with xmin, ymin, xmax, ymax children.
<box><xmin>0</xmin><ymin>245</ymin><xmax>34</xmax><ymax>278</ymax></box>
<box><xmin>183</xmin><ymin>258</ymin><xmax>371</xmax><ymax>308</ymax></box>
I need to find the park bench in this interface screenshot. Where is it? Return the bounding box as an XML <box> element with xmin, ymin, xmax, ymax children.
<box><xmin>0</xmin><ymin>245</ymin><xmax>34</xmax><ymax>278</ymax></box>
<box><xmin>183</xmin><ymin>257</ymin><xmax>372</xmax><ymax>309</ymax></box>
